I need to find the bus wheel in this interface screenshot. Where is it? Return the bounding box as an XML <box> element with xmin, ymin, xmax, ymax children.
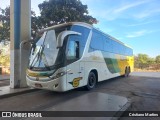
<box><xmin>124</xmin><ymin>67</ymin><xmax>129</xmax><ymax>77</ymax></box>
<box><xmin>128</xmin><ymin>67</ymin><xmax>131</xmax><ymax>76</ymax></box>
<box><xmin>86</xmin><ymin>72</ymin><xmax>97</xmax><ymax>90</ymax></box>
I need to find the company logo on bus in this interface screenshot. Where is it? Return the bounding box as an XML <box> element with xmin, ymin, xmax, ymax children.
<box><xmin>69</xmin><ymin>77</ymin><xmax>82</xmax><ymax>87</ymax></box>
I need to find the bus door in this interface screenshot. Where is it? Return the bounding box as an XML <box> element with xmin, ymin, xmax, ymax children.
<box><xmin>66</xmin><ymin>40</ymin><xmax>83</xmax><ymax>89</ymax></box>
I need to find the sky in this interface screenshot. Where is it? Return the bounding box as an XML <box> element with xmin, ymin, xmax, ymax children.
<box><xmin>1</xmin><ymin>0</ymin><xmax>160</xmax><ymax>57</ymax></box>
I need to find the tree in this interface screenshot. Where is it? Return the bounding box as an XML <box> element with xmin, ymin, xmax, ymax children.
<box><xmin>0</xmin><ymin>55</ymin><xmax>10</xmax><ymax>66</ymax></box>
<box><xmin>0</xmin><ymin>43</ymin><xmax>10</xmax><ymax>66</ymax></box>
<box><xmin>155</xmin><ymin>55</ymin><xmax>160</xmax><ymax>64</ymax></box>
<box><xmin>134</xmin><ymin>55</ymin><xmax>139</xmax><ymax>68</ymax></box>
<box><xmin>0</xmin><ymin>7</ymin><xmax>40</xmax><ymax>41</ymax></box>
<box><xmin>147</xmin><ymin>57</ymin><xmax>155</xmax><ymax>64</ymax></box>
<box><xmin>134</xmin><ymin>54</ymin><xmax>160</xmax><ymax>70</ymax></box>
<box><xmin>0</xmin><ymin>7</ymin><xmax>10</xmax><ymax>42</ymax></box>
<box><xmin>31</xmin><ymin>11</ymin><xmax>42</xmax><ymax>39</ymax></box>
<box><xmin>0</xmin><ymin>0</ymin><xmax>98</xmax><ymax>41</ymax></box>
<box><xmin>38</xmin><ymin>0</ymin><xmax>98</xmax><ymax>28</ymax></box>
<box><xmin>137</xmin><ymin>54</ymin><xmax>149</xmax><ymax>69</ymax></box>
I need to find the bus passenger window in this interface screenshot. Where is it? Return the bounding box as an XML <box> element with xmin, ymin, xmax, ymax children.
<box><xmin>67</xmin><ymin>41</ymin><xmax>79</xmax><ymax>60</ymax></box>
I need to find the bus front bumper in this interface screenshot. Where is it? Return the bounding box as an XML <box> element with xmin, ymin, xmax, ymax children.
<box><xmin>26</xmin><ymin>76</ymin><xmax>66</xmax><ymax>92</ymax></box>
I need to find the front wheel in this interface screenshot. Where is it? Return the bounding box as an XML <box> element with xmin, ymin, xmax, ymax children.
<box><xmin>86</xmin><ymin>72</ymin><xmax>97</xmax><ymax>90</ymax></box>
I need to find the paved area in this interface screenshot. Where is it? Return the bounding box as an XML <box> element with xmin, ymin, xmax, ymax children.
<box><xmin>131</xmin><ymin>72</ymin><xmax>160</xmax><ymax>78</ymax></box>
<box><xmin>0</xmin><ymin>75</ymin><xmax>10</xmax><ymax>80</ymax></box>
<box><xmin>0</xmin><ymin>72</ymin><xmax>160</xmax><ymax>120</ymax></box>
<box><xmin>0</xmin><ymin>79</ymin><xmax>9</xmax><ymax>87</ymax></box>
<box><xmin>26</xmin><ymin>92</ymin><xmax>130</xmax><ymax>120</ymax></box>
<box><xmin>0</xmin><ymin>86</ymin><xmax>38</xmax><ymax>99</ymax></box>
<box><xmin>0</xmin><ymin>75</ymin><xmax>38</xmax><ymax>98</ymax></box>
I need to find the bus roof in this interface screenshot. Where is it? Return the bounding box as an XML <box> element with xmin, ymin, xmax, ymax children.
<box><xmin>40</xmin><ymin>22</ymin><xmax>132</xmax><ymax>49</ymax></box>
<box><xmin>41</xmin><ymin>22</ymin><xmax>92</xmax><ymax>31</ymax></box>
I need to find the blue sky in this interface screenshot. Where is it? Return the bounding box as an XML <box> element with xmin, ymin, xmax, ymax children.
<box><xmin>1</xmin><ymin>0</ymin><xmax>160</xmax><ymax>57</ymax></box>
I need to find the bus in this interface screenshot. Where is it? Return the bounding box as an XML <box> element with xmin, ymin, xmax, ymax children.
<box><xmin>26</xmin><ymin>22</ymin><xmax>134</xmax><ymax>92</ymax></box>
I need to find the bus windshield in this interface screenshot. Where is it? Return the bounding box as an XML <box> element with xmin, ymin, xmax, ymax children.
<box><xmin>28</xmin><ymin>24</ymin><xmax>90</xmax><ymax>71</ymax></box>
<box><xmin>29</xmin><ymin>30</ymin><xmax>59</xmax><ymax>70</ymax></box>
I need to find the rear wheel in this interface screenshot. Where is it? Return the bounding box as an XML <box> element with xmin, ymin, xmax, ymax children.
<box><xmin>128</xmin><ymin>67</ymin><xmax>131</xmax><ymax>76</ymax></box>
<box><xmin>124</xmin><ymin>67</ymin><xmax>129</xmax><ymax>77</ymax></box>
<box><xmin>86</xmin><ymin>72</ymin><xmax>97</xmax><ymax>90</ymax></box>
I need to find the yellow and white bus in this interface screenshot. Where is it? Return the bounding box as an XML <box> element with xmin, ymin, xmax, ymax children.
<box><xmin>26</xmin><ymin>22</ymin><xmax>134</xmax><ymax>91</ymax></box>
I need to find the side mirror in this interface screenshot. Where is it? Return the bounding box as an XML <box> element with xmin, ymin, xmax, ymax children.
<box><xmin>20</xmin><ymin>39</ymin><xmax>35</xmax><ymax>49</ymax></box>
<box><xmin>20</xmin><ymin>39</ymin><xmax>36</xmax><ymax>55</ymax></box>
<box><xmin>57</xmin><ymin>31</ymin><xmax>81</xmax><ymax>48</ymax></box>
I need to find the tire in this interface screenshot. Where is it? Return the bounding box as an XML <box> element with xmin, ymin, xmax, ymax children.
<box><xmin>124</xmin><ymin>67</ymin><xmax>129</xmax><ymax>77</ymax></box>
<box><xmin>128</xmin><ymin>67</ymin><xmax>131</xmax><ymax>76</ymax></box>
<box><xmin>86</xmin><ymin>72</ymin><xmax>97</xmax><ymax>90</ymax></box>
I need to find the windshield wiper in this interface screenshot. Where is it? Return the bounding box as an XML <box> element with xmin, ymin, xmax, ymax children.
<box><xmin>30</xmin><ymin>31</ymin><xmax>49</xmax><ymax>70</ymax></box>
<box><xmin>41</xmin><ymin>53</ymin><xmax>51</xmax><ymax>70</ymax></box>
<box><xmin>37</xmin><ymin>45</ymin><xmax>45</xmax><ymax>67</ymax></box>
<box><xmin>30</xmin><ymin>44</ymin><xmax>51</xmax><ymax>71</ymax></box>
<box><xmin>38</xmin><ymin>45</ymin><xmax>51</xmax><ymax>71</ymax></box>
<box><xmin>30</xmin><ymin>45</ymin><xmax>42</xmax><ymax>69</ymax></box>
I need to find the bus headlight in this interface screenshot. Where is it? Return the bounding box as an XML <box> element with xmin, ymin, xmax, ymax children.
<box><xmin>52</xmin><ymin>71</ymin><xmax>66</xmax><ymax>79</ymax></box>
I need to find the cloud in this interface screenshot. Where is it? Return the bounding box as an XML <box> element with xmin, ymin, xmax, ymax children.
<box><xmin>113</xmin><ymin>0</ymin><xmax>150</xmax><ymax>14</ymax></box>
<box><xmin>126</xmin><ymin>30</ymin><xmax>153</xmax><ymax>38</ymax></box>
<box><xmin>82</xmin><ymin>0</ymin><xmax>160</xmax><ymax>22</ymax></box>
<box><xmin>133</xmin><ymin>8</ymin><xmax>160</xmax><ymax>19</ymax></box>
<box><xmin>86</xmin><ymin>0</ymin><xmax>153</xmax><ymax>21</ymax></box>
<box><xmin>126</xmin><ymin>20</ymin><xmax>158</xmax><ymax>27</ymax></box>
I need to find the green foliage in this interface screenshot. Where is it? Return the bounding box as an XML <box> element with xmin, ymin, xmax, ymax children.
<box><xmin>136</xmin><ymin>54</ymin><xmax>149</xmax><ymax>69</ymax></box>
<box><xmin>147</xmin><ymin>57</ymin><xmax>155</xmax><ymax>64</ymax></box>
<box><xmin>38</xmin><ymin>0</ymin><xmax>98</xmax><ymax>28</ymax></box>
<box><xmin>135</xmin><ymin>54</ymin><xmax>160</xmax><ymax>70</ymax></box>
<box><xmin>32</xmin><ymin>0</ymin><xmax>98</xmax><ymax>37</ymax></box>
<box><xmin>0</xmin><ymin>42</ymin><xmax>10</xmax><ymax>67</ymax></box>
<box><xmin>0</xmin><ymin>7</ymin><xmax>10</xmax><ymax>42</ymax></box>
<box><xmin>0</xmin><ymin>7</ymin><xmax>39</xmax><ymax>41</ymax></box>
<box><xmin>0</xmin><ymin>0</ymin><xmax>98</xmax><ymax>41</ymax></box>
<box><xmin>138</xmin><ymin>54</ymin><xmax>148</xmax><ymax>64</ymax></box>
<box><xmin>0</xmin><ymin>55</ymin><xmax>10</xmax><ymax>66</ymax></box>
<box><xmin>155</xmin><ymin>55</ymin><xmax>160</xmax><ymax>64</ymax></box>
<box><xmin>31</xmin><ymin>11</ymin><xmax>42</xmax><ymax>39</ymax></box>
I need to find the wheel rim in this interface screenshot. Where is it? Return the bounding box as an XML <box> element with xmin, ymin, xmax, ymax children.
<box><xmin>89</xmin><ymin>75</ymin><xmax>96</xmax><ymax>87</ymax></box>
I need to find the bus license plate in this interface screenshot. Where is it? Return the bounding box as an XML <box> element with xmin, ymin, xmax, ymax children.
<box><xmin>35</xmin><ymin>83</ymin><xmax>42</xmax><ymax>88</ymax></box>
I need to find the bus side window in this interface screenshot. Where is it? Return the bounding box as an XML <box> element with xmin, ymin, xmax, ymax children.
<box><xmin>67</xmin><ymin>40</ymin><xmax>80</xmax><ymax>60</ymax></box>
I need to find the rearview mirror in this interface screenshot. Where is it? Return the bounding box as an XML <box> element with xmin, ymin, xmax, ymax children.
<box><xmin>57</xmin><ymin>31</ymin><xmax>81</xmax><ymax>48</ymax></box>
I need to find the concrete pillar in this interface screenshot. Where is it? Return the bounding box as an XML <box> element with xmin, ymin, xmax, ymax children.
<box><xmin>10</xmin><ymin>0</ymin><xmax>31</xmax><ymax>88</ymax></box>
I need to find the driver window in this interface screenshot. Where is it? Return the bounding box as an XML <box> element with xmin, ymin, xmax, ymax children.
<box><xmin>67</xmin><ymin>40</ymin><xmax>79</xmax><ymax>60</ymax></box>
